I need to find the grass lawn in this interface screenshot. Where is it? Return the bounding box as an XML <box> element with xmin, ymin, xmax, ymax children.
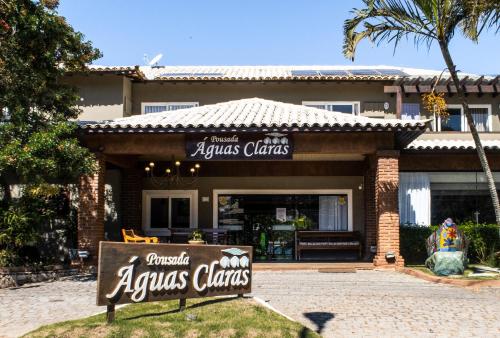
<box><xmin>407</xmin><ymin>264</ymin><xmax>500</xmax><ymax>280</ymax></box>
<box><xmin>24</xmin><ymin>297</ymin><xmax>319</xmax><ymax>338</ymax></box>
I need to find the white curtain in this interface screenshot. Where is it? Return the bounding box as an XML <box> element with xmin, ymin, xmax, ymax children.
<box><xmin>401</xmin><ymin>103</ymin><xmax>420</xmax><ymax>120</ymax></box>
<box><xmin>399</xmin><ymin>173</ymin><xmax>431</xmax><ymax>225</ymax></box>
<box><xmin>319</xmin><ymin>196</ymin><xmax>348</xmax><ymax>231</ymax></box>
<box><xmin>470</xmin><ymin>107</ymin><xmax>489</xmax><ymax>132</ymax></box>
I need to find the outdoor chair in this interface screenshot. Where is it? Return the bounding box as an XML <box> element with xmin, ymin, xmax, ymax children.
<box><xmin>121</xmin><ymin>229</ymin><xmax>159</xmax><ymax>244</ymax></box>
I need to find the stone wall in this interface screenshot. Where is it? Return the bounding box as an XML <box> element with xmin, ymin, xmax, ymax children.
<box><xmin>0</xmin><ymin>266</ymin><xmax>79</xmax><ymax>289</ymax></box>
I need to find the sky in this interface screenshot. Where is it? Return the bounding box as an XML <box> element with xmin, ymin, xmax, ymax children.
<box><xmin>58</xmin><ymin>0</ymin><xmax>499</xmax><ymax>75</ymax></box>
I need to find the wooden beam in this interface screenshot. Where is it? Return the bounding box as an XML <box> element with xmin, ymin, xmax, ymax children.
<box><xmin>464</xmin><ymin>85</ymin><xmax>480</xmax><ymax>93</ymax></box>
<box><xmin>403</xmin><ymin>85</ymin><xmax>418</xmax><ymax>93</ymax></box>
<box><xmin>417</xmin><ymin>84</ymin><xmax>432</xmax><ymax>92</ymax></box>
<box><xmin>435</xmin><ymin>85</ymin><xmax>448</xmax><ymax>93</ymax></box>
<box><xmin>384</xmin><ymin>85</ymin><xmax>399</xmax><ymax>93</ymax></box>
<box><xmin>480</xmin><ymin>85</ymin><xmax>494</xmax><ymax>93</ymax></box>
<box><xmin>395</xmin><ymin>86</ymin><xmax>402</xmax><ymax>119</ymax></box>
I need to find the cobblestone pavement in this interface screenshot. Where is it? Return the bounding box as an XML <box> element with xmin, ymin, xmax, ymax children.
<box><xmin>1</xmin><ymin>271</ymin><xmax>499</xmax><ymax>337</ymax></box>
<box><xmin>0</xmin><ymin>275</ymin><xmax>99</xmax><ymax>338</ymax></box>
<box><xmin>251</xmin><ymin>270</ymin><xmax>500</xmax><ymax>338</ymax></box>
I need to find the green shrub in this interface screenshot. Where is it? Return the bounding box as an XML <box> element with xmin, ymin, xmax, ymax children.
<box><xmin>459</xmin><ymin>222</ymin><xmax>499</xmax><ymax>265</ymax></box>
<box><xmin>400</xmin><ymin>224</ymin><xmax>436</xmax><ymax>264</ymax></box>
<box><xmin>400</xmin><ymin>223</ymin><xmax>499</xmax><ymax>266</ymax></box>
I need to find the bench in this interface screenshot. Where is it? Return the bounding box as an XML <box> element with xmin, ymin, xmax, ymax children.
<box><xmin>295</xmin><ymin>231</ymin><xmax>362</xmax><ymax>260</ymax></box>
<box><xmin>122</xmin><ymin>229</ymin><xmax>159</xmax><ymax>244</ymax></box>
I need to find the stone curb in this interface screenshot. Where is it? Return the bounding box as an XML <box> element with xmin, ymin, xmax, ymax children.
<box><xmin>401</xmin><ymin>267</ymin><xmax>500</xmax><ymax>288</ymax></box>
<box><xmin>252</xmin><ymin>296</ymin><xmax>297</xmax><ymax>322</ymax></box>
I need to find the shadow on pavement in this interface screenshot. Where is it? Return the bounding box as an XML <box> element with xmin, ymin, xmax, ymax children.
<box><xmin>303</xmin><ymin>311</ymin><xmax>335</xmax><ymax>334</ymax></box>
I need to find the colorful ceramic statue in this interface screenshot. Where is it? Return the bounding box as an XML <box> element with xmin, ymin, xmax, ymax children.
<box><xmin>438</xmin><ymin>218</ymin><xmax>459</xmax><ymax>252</ymax></box>
<box><xmin>425</xmin><ymin>218</ymin><xmax>468</xmax><ymax>276</ymax></box>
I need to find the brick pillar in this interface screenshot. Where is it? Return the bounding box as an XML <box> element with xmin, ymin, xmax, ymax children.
<box><xmin>364</xmin><ymin>156</ymin><xmax>377</xmax><ymax>258</ymax></box>
<box><xmin>121</xmin><ymin>167</ymin><xmax>142</xmax><ymax>231</ymax></box>
<box><xmin>78</xmin><ymin>156</ymin><xmax>106</xmax><ymax>265</ymax></box>
<box><xmin>373</xmin><ymin>150</ymin><xmax>404</xmax><ymax>268</ymax></box>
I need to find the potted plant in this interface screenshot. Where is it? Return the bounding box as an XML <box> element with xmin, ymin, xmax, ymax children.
<box><xmin>293</xmin><ymin>215</ymin><xmax>313</xmax><ymax>231</ymax></box>
<box><xmin>188</xmin><ymin>230</ymin><xmax>205</xmax><ymax>245</ymax></box>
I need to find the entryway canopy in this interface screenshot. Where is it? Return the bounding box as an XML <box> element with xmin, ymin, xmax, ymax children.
<box><xmin>76</xmin><ymin>98</ymin><xmax>430</xmax><ymax>268</ymax></box>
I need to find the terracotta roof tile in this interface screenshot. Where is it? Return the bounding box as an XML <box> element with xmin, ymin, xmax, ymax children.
<box><xmin>80</xmin><ymin>98</ymin><xmax>429</xmax><ymax>133</ymax></box>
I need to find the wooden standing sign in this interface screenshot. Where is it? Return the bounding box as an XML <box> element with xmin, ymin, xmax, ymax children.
<box><xmin>97</xmin><ymin>242</ymin><xmax>252</xmax><ymax>320</ymax></box>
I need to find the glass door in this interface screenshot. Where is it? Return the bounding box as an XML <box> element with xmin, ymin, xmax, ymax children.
<box><xmin>142</xmin><ymin>190</ymin><xmax>198</xmax><ymax>236</ymax></box>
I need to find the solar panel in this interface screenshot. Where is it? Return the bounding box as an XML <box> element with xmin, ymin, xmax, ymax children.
<box><xmin>376</xmin><ymin>69</ymin><xmax>408</xmax><ymax>76</ymax></box>
<box><xmin>160</xmin><ymin>72</ymin><xmax>225</xmax><ymax>77</ymax></box>
<box><xmin>191</xmin><ymin>72</ymin><xmax>225</xmax><ymax>77</ymax></box>
<box><xmin>291</xmin><ymin>70</ymin><xmax>319</xmax><ymax>77</ymax></box>
<box><xmin>160</xmin><ymin>72</ymin><xmax>193</xmax><ymax>77</ymax></box>
<box><xmin>348</xmin><ymin>69</ymin><xmax>381</xmax><ymax>76</ymax></box>
<box><xmin>318</xmin><ymin>70</ymin><xmax>349</xmax><ymax>76</ymax></box>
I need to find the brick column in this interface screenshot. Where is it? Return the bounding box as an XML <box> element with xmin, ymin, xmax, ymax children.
<box><xmin>121</xmin><ymin>167</ymin><xmax>142</xmax><ymax>231</ymax></box>
<box><xmin>77</xmin><ymin>156</ymin><xmax>106</xmax><ymax>265</ymax></box>
<box><xmin>364</xmin><ymin>156</ymin><xmax>377</xmax><ymax>258</ymax></box>
<box><xmin>373</xmin><ymin>150</ymin><xmax>404</xmax><ymax>267</ymax></box>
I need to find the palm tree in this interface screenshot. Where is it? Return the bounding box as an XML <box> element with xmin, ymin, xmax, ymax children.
<box><xmin>343</xmin><ymin>0</ymin><xmax>500</xmax><ymax>224</ymax></box>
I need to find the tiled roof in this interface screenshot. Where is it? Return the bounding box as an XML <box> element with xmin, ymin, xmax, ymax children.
<box><xmin>80</xmin><ymin>97</ymin><xmax>429</xmax><ymax>133</ymax></box>
<box><xmin>140</xmin><ymin>65</ymin><xmax>434</xmax><ymax>81</ymax></box>
<box><xmin>84</xmin><ymin>65</ymin><xmax>492</xmax><ymax>82</ymax></box>
<box><xmin>82</xmin><ymin>65</ymin><xmax>145</xmax><ymax>79</ymax></box>
<box><xmin>87</xmin><ymin>65</ymin><xmax>136</xmax><ymax>72</ymax></box>
<box><xmin>406</xmin><ymin>139</ymin><xmax>500</xmax><ymax>150</ymax></box>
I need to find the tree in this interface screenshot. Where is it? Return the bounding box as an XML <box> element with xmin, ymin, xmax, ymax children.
<box><xmin>343</xmin><ymin>0</ymin><xmax>500</xmax><ymax>224</ymax></box>
<box><xmin>0</xmin><ymin>0</ymin><xmax>101</xmax><ymax>265</ymax></box>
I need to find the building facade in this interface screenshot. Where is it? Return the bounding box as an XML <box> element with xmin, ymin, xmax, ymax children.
<box><xmin>67</xmin><ymin>65</ymin><xmax>500</xmax><ymax>267</ymax></box>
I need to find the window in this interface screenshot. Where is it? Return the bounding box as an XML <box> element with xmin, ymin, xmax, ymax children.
<box><xmin>440</xmin><ymin>107</ymin><xmax>462</xmax><ymax>131</ymax></box>
<box><xmin>302</xmin><ymin>101</ymin><xmax>360</xmax><ymax>115</ymax></box>
<box><xmin>402</xmin><ymin>103</ymin><xmax>420</xmax><ymax>120</ymax></box>
<box><xmin>214</xmin><ymin>189</ymin><xmax>353</xmax><ymax>231</ymax></box>
<box><xmin>141</xmin><ymin>102</ymin><xmax>199</xmax><ymax>114</ymax></box>
<box><xmin>142</xmin><ymin>190</ymin><xmax>198</xmax><ymax>235</ymax></box>
<box><xmin>213</xmin><ymin>189</ymin><xmax>352</xmax><ymax>259</ymax></box>
<box><xmin>437</xmin><ymin>104</ymin><xmax>491</xmax><ymax>132</ymax></box>
<box><xmin>431</xmin><ymin>188</ymin><xmax>498</xmax><ymax>224</ymax></box>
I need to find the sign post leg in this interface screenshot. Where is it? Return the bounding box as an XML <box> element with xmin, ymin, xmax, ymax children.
<box><xmin>106</xmin><ymin>305</ymin><xmax>115</xmax><ymax>323</ymax></box>
<box><xmin>238</xmin><ymin>293</ymin><xmax>244</xmax><ymax>298</ymax></box>
<box><xmin>179</xmin><ymin>298</ymin><xmax>186</xmax><ymax>311</ymax></box>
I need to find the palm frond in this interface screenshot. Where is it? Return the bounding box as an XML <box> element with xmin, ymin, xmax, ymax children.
<box><xmin>459</xmin><ymin>0</ymin><xmax>500</xmax><ymax>41</ymax></box>
<box><xmin>343</xmin><ymin>0</ymin><xmax>438</xmax><ymax>60</ymax></box>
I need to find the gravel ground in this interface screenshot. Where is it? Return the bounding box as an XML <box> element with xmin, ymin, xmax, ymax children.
<box><xmin>251</xmin><ymin>270</ymin><xmax>500</xmax><ymax>338</ymax></box>
<box><xmin>0</xmin><ymin>270</ymin><xmax>499</xmax><ymax>337</ymax></box>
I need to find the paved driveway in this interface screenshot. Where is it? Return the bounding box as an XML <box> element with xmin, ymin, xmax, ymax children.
<box><xmin>0</xmin><ymin>270</ymin><xmax>499</xmax><ymax>337</ymax></box>
<box><xmin>252</xmin><ymin>270</ymin><xmax>500</xmax><ymax>337</ymax></box>
<box><xmin>0</xmin><ymin>275</ymin><xmax>99</xmax><ymax>338</ymax></box>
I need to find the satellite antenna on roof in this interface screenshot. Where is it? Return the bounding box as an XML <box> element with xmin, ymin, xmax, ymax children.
<box><xmin>148</xmin><ymin>53</ymin><xmax>163</xmax><ymax>68</ymax></box>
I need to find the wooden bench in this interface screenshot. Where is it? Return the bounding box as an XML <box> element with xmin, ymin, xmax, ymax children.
<box><xmin>169</xmin><ymin>228</ymin><xmax>228</xmax><ymax>245</ymax></box>
<box><xmin>295</xmin><ymin>231</ymin><xmax>362</xmax><ymax>260</ymax></box>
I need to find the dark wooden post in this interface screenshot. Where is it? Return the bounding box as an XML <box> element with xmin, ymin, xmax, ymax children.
<box><xmin>106</xmin><ymin>305</ymin><xmax>115</xmax><ymax>323</ymax></box>
<box><xmin>179</xmin><ymin>298</ymin><xmax>186</xmax><ymax>311</ymax></box>
<box><xmin>395</xmin><ymin>86</ymin><xmax>402</xmax><ymax>119</ymax></box>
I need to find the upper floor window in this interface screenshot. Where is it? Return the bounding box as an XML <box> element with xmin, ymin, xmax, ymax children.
<box><xmin>141</xmin><ymin>102</ymin><xmax>199</xmax><ymax>114</ymax></box>
<box><xmin>302</xmin><ymin>101</ymin><xmax>360</xmax><ymax>115</ymax></box>
<box><xmin>402</xmin><ymin>103</ymin><xmax>420</xmax><ymax>120</ymax></box>
<box><xmin>437</xmin><ymin>104</ymin><xmax>491</xmax><ymax>132</ymax></box>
